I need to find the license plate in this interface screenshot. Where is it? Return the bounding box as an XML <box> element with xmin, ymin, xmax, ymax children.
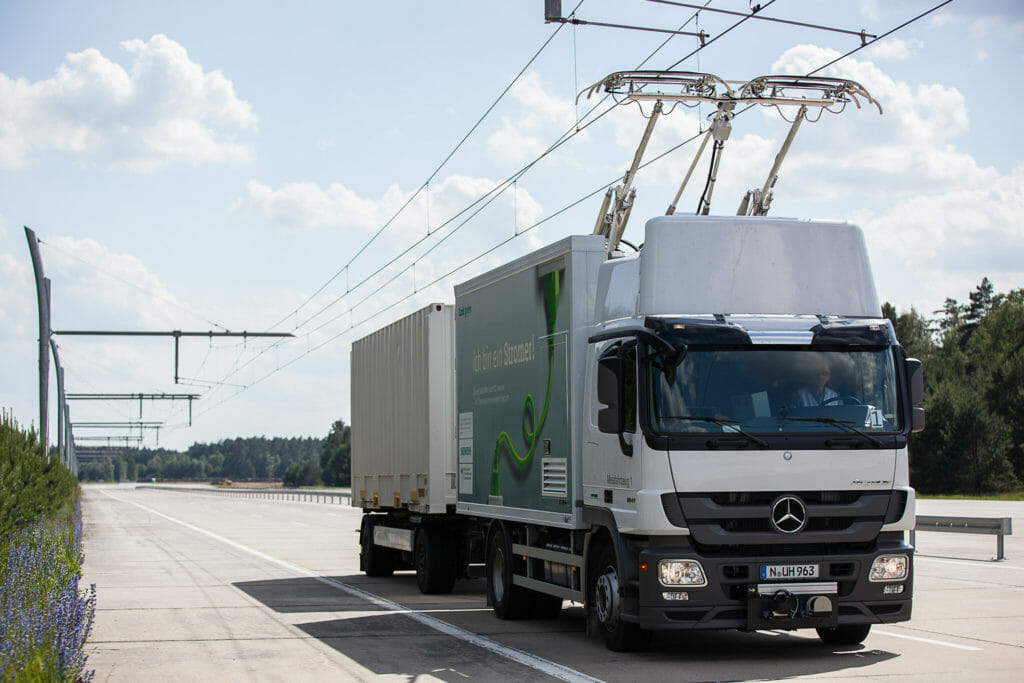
<box><xmin>760</xmin><ymin>563</ymin><xmax>819</xmax><ymax>580</ymax></box>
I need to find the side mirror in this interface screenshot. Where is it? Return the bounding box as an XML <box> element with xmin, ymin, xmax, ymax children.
<box><xmin>597</xmin><ymin>354</ymin><xmax>625</xmax><ymax>434</ymax></box>
<box><xmin>905</xmin><ymin>358</ymin><xmax>924</xmax><ymax>405</ymax></box>
<box><xmin>912</xmin><ymin>407</ymin><xmax>925</xmax><ymax>433</ymax></box>
<box><xmin>905</xmin><ymin>358</ymin><xmax>925</xmax><ymax>433</ymax></box>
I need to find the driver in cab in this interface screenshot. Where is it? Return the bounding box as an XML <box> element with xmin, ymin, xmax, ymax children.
<box><xmin>795</xmin><ymin>355</ymin><xmax>840</xmax><ymax>407</ymax></box>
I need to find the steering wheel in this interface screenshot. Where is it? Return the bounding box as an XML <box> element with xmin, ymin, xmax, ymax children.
<box><xmin>821</xmin><ymin>395</ymin><xmax>863</xmax><ymax>406</ymax></box>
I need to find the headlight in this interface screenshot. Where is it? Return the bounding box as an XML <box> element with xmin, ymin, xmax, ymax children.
<box><xmin>869</xmin><ymin>554</ymin><xmax>908</xmax><ymax>582</ymax></box>
<box><xmin>658</xmin><ymin>560</ymin><xmax>707</xmax><ymax>587</ymax></box>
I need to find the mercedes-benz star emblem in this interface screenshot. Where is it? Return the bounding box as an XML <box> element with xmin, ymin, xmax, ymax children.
<box><xmin>770</xmin><ymin>495</ymin><xmax>807</xmax><ymax>534</ymax></box>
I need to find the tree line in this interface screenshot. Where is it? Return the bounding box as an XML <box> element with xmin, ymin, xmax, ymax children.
<box><xmin>885</xmin><ymin>277</ymin><xmax>1023</xmax><ymax>494</ymax></box>
<box><xmin>77</xmin><ymin>424</ymin><xmax>351</xmax><ymax>488</ymax></box>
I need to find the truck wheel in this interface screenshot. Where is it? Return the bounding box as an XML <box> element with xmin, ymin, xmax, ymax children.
<box><xmin>415</xmin><ymin>527</ymin><xmax>456</xmax><ymax>594</ymax></box>
<box><xmin>361</xmin><ymin>517</ymin><xmax>395</xmax><ymax>577</ymax></box>
<box><xmin>816</xmin><ymin>623</ymin><xmax>871</xmax><ymax>645</ymax></box>
<box><xmin>591</xmin><ymin>545</ymin><xmax>649</xmax><ymax>651</ymax></box>
<box><xmin>487</xmin><ymin>525</ymin><xmax>530</xmax><ymax>619</ymax></box>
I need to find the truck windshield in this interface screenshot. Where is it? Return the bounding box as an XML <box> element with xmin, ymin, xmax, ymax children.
<box><xmin>647</xmin><ymin>347</ymin><xmax>903</xmax><ymax>436</ymax></box>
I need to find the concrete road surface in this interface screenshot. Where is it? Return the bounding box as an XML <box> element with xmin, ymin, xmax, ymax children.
<box><xmin>81</xmin><ymin>485</ymin><xmax>1024</xmax><ymax>681</ymax></box>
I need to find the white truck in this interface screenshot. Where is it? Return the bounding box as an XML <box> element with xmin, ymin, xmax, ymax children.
<box><xmin>351</xmin><ymin>72</ymin><xmax>923</xmax><ymax>650</ymax></box>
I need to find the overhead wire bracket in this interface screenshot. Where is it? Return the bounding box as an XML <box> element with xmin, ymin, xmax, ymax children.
<box><xmin>583</xmin><ymin>70</ymin><xmax>882</xmax><ymax>238</ymax></box>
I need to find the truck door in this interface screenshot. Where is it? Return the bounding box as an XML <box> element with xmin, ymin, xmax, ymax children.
<box><xmin>583</xmin><ymin>340</ymin><xmax>642</xmax><ymax>527</ymax></box>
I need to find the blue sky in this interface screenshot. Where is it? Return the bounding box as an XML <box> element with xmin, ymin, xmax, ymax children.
<box><xmin>2</xmin><ymin>0</ymin><xmax>1022</xmax><ymax>450</ymax></box>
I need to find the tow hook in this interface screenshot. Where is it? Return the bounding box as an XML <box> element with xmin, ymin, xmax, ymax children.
<box><xmin>771</xmin><ymin>590</ymin><xmax>799</xmax><ymax>618</ymax></box>
<box><xmin>747</xmin><ymin>583</ymin><xmax>838</xmax><ymax>629</ymax></box>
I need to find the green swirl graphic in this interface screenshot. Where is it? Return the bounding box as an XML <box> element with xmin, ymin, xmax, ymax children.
<box><xmin>490</xmin><ymin>270</ymin><xmax>561</xmax><ymax>497</ymax></box>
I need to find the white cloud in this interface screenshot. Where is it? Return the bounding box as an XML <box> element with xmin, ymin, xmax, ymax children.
<box><xmin>751</xmin><ymin>44</ymin><xmax>1022</xmax><ymax>312</ymax></box>
<box><xmin>864</xmin><ymin>166</ymin><xmax>1024</xmax><ymax>313</ymax></box>
<box><xmin>0</xmin><ymin>35</ymin><xmax>256</xmax><ymax>171</ymax></box>
<box><xmin>486</xmin><ymin>72</ymin><xmax>586</xmax><ymax>164</ymax></box>
<box><xmin>0</xmin><ymin>252</ymin><xmax>33</xmax><ymax>337</ymax></box>
<box><xmin>240</xmin><ymin>172</ymin><xmax>542</xmax><ymax>238</ymax></box>
<box><xmin>865</xmin><ymin>38</ymin><xmax>923</xmax><ymax>62</ymax></box>
<box><xmin>768</xmin><ymin>45</ymin><xmax>973</xmax><ymax>196</ymax></box>
<box><xmin>42</xmin><ymin>235</ymin><xmax>189</xmax><ymax>330</ymax></box>
<box><xmin>237</xmin><ymin>173</ymin><xmax>545</xmax><ymax>323</ymax></box>
<box><xmin>972</xmin><ymin>16</ymin><xmax>1000</xmax><ymax>39</ymax></box>
<box><xmin>859</xmin><ymin>0</ymin><xmax>884</xmax><ymax>22</ymax></box>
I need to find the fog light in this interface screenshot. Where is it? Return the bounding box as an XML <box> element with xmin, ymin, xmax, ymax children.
<box><xmin>662</xmin><ymin>591</ymin><xmax>690</xmax><ymax>601</ymax></box>
<box><xmin>869</xmin><ymin>555</ymin><xmax>908</xmax><ymax>582</ymax></box>
<box><xmin>884</xmin><ymin>584</ymin><xmax>904</xmax><ymax>595</ymax></box>
<box><xmin>658</xmin><ymin>560</ymin><xmax>707</xmax><ymax>587</ymax></box>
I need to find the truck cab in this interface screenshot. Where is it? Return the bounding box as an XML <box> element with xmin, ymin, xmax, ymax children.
<box><xmin>581</xmin><ymin>215</ymin><xmax>921</xmax><ymax>648</ymax></box>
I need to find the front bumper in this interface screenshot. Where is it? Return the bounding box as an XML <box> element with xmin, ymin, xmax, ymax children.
<box><xmin>634</xmin><ymin>538</ymin><xmax>913</xmax><ymax>631</ymax></box>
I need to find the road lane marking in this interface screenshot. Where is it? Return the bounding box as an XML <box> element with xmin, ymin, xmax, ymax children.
<box><xmin>873</xmin><ymin>629</ymin><xmax>982</xmax><ymax>651</ymax></box>
<box><xmin>916</xmin><ymin>556</ymin><xmax>1024</xmax><ymax>572</ymax></box>
<box><xmin>100</xmin><ymin>490</ymin><xmax>603</xmax><ymax>683</ymax></box>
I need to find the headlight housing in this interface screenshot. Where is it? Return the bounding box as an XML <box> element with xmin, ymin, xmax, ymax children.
<box><xmin>658</xmin><ymin>559</ymin><xmax>707</xmax><ymax>587</ymax></box>
<box><xmin>869</xmin><ymin>554</ymin><xmax>909</xmax><ymax>582</ymax></box>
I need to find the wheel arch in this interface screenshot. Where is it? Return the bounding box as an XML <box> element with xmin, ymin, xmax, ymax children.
<box><xmin>582</xmin><ymin>506</ymin><xmax>640</xmax><ymax>602</ymax></box>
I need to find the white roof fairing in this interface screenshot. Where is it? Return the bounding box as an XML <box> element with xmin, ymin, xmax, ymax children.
<box><xmin>637</xmin><ymin>216</ymin><xmax>881</xmax><ymax>319</ymax></box>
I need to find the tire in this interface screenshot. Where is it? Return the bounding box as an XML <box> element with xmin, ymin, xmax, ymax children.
<box><xmin>816</xmin><ymin>623</ymin><xmax>871</xmax><ymax>645</ymax></box>
<box><xmin>415</xmin><ymin>527</ymin><xmax>456</xmax><ymax>594</ymax></box>
<box><xmin>590</xmin><ymin>545</ymin><xmax>649</xmax><ymax>651</ymax></box>
<box><xmin>361</xmin><ymin>517</ymin><xmax>396</xmax><ymax>577</ymax></box>
<box><xmin>486</xmin><ymin>524</ymin><xmax>530</xmax><ymax>620</ymax></box>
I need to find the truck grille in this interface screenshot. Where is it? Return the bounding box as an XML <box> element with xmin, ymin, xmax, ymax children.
<box><xmin>662</xmin><ymin>490</ymin><xmax>902</xmax><ymax>554</ymax></box>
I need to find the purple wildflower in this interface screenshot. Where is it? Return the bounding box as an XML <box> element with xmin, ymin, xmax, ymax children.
<box><xmin>1</xmin><ymin>499</ymin><xmax>96</xmax><ymax>682</ymax></box>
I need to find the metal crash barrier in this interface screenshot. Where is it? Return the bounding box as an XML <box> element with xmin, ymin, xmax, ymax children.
<box><xmin>912</xmin><ymin>515</ymin><xmax>1013</xmax><ymax>561</ymax></box>
<box><xmin>137</xmin><ymin>484</ymin><xmax>351</xmax><ymax>506</ymax></box>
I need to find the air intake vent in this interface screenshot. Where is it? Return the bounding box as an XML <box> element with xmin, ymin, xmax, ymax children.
<box><xmin>542</xmin><ymin>458</ymin><xmax>568</xmax><ymax>497</ymax></box>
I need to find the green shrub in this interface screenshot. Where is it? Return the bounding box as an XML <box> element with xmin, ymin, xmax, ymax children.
<box><xmin>1</xmin><ymin>413</ymin><xmax>78</xmax><ymax>540</ymax></box>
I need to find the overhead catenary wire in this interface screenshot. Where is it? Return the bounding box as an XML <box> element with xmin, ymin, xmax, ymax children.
<box><xmin>665</xmin><ymin>0</ymin><xmax>779</xmax><ymax>70</ymax></box>
<box><xmin>194</xmin><ymin>120</ymin><xmax>734</xmax><ymax>421</ymax></box>
<box><xmin>189</xmin><ymin>1</ymin><xmax>836</xmax><ymax>417</ymax></box>
<box><xmin>267</xmin><ymin>1</ymin><xmax>713</xmax><ymax>344</ymax></box>
<box><xmin>806</xmin><ymin>0</ymin><xmax>954</xmax><ymax>76</ymax></box>
<box><xmin>649</xmin><ymin>0</ymin><xmax>877</xmax><ymax>42</ymax></box>
<box><xmin>190</xmin><ymin>1</ymin><xmax>945</xmax><ymax>425</ymax></box>
<box><xmin>265</xmin><ymin>1</ymin><xmax>587</xmax><ymax>333</ymax></box>
<box><xmin>202</xmin><ymin>2</ymin><xmax>716</xmax><ymax>394</ymax></box>
<box><xmin>38</xmin><ymin>238</ymin><xmax>231</xmax><ymax>332</ymax></box>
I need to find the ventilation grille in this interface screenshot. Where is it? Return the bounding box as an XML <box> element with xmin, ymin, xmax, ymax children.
<box><xmin>542</xmin><ymin>458</ymin><xmax>568</xmax><ymax>497</ymax></box>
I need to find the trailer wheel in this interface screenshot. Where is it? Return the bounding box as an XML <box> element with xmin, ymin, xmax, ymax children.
<box><xmin>816</xmin><ymin>623</ymin><xmax>871</xmax><ymax>645</ymax></box>
<box><xmin>487</xmin><ymin>525</ymin><xmax>530</xmax><ymax>619</ymax></box>
<box><xmin>360</xmin><ymin>517</ymin><xmax>396</xmax><ymax>577</ymax></box>
<box><xmin>415</xmin><ymin>527</ymin><xmax>456</xmax><ymax>594</ymax></box>
<box><xmin>590</xmin><ymin>545</ymin><xmax>649</xmax><ymax>651</ymax></box>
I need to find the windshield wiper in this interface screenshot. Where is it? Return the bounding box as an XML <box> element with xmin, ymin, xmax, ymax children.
<box><xmin>667</xmin><ymin>416</ymin><xmax>769</xmax><ymax>448</ymax></box>
<box><xmin>778</xmin><ymin>416</ymin><xmax>884</xmax><ymax>447</ymax></box>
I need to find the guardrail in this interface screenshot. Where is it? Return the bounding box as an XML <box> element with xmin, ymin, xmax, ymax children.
<box><xmin>912</xmin><ymin>515</ymin><xmax>1013</xmax><ymax>561</ymax></box>
<box><xmin>137</xmin><ymin>485</ymin><xmax>352</xmax><ymax>506</ymax></box>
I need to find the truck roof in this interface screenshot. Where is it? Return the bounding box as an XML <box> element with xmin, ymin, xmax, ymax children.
<box><xmin>631</xmin><ymin>215</ymin><xmax>881</xmax><ymax>319</ymax></box>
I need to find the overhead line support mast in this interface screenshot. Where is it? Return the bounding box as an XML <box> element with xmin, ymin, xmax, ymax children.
<box><xmin>52</xmin><ymin>330</ymin><xmax>294</xmax><ymax>384</ymax></box>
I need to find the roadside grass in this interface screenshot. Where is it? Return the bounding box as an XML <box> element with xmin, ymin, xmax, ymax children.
<box><xmin>919</xmin><ymin>491</ymin><xmax>1024</xmax><ymax>502</ymax></box>
<box><xmin>1</xmin><ymin>413</ymin><xmax>95</xmax><ymax>682</ymax></box>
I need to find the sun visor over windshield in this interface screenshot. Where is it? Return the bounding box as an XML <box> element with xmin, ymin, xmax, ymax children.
<box><xmin>811</xmin><ymin>322</ymin><xmax>896</xmax><ymax>346</ymax></box>
<box><xmin>645</xmin><ymin>317</ymin><xmax>751</xmax><ymax>345</ymax></box>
